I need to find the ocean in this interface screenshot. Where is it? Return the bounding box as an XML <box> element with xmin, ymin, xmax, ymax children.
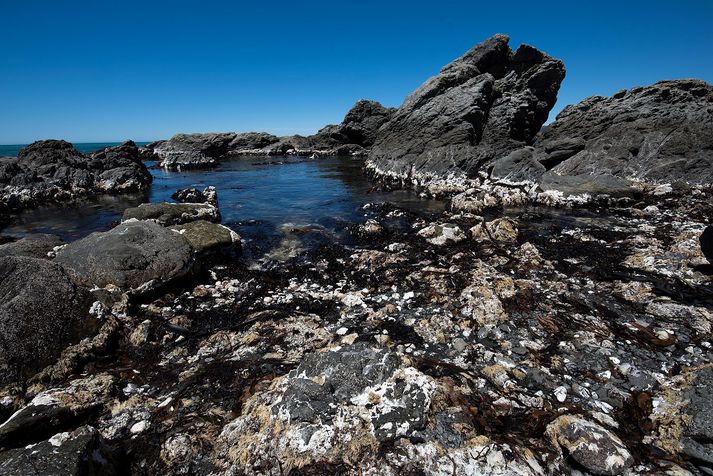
<box><xmin>0</xmin><ymin>142</ymin><xmax>151</xmax><ymax>157</ymax></box>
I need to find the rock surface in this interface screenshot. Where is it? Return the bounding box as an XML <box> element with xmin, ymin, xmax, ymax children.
<box><xmin>55</xmin><ymin>220</ymin><xmax>194</xmax><ymax>293</ymax></box>
<box><xmin>313</xmin><ymin>100</ymin><xmax>395</xmax><ymax>149</ymax></box>
<box><xmin>367</xmin><ymin>34</ymin><xmax>565</xmax><ymax>182</ymax></box>
<box><xmin>0</xmin><ymin>140</ymin><xmax>151</xmax><ymax>214</ymax></box>
<box><xmin>121</xmin><ymin>202</ymin><xmax>220</xmax><ymax>225</ymax></box>
<box><xmin>153</xmin><ymin>132</ymin><xmax>237</xmax><ymax>169</ymax></box>
<box><xmin>0</xmin><ymin>234</ymin><xmax>63</xmax><ymax>259</ymax></box>
<box><xmin>171</xmin><ymin>185</ymin><xmax>218</xmax><ymax>206</ymax></box>
<box><xmin>169</xmin><ymin>220</ymin><xmax>240</xmax><ymax>256</ymax></box>
<box><xmin>0</xmin><ymin>256</ymin><xmax>95</xmax><ymax>384</ymax></box>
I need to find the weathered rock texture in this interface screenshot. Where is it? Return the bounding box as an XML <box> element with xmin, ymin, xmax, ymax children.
<box><xmin>55</xmin><ymin>220</ymin><xmax>194</xmax><ymax>294</ymax></box>
<box><xmin>153</xmin><ymin>133</ymin><xmax>237</xmax><ymax>169</ymax></box>
<box><xmin>367</xmin><ymin>34</ymin><xmax>565</xmax><ymax>182</ymax></box>
<box><xmin>534</xmin><ymin>79</ymin><xmax>713</xmax><ymax>185</ymax></box>
<box><xmin>0</xmin><ymin>140</ymin><xmax>151</xmax><ymax>215</ymax></box>
<box><xmin>0</xmin><ymin>256</ymin><xmax>95</xmax><ymax>384</ymax></box>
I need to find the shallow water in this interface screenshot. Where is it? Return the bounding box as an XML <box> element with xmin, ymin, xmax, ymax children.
<box><xmin>1</xmin><ymin>156</ymin><xmax>445</xmax><ymax>247</ymax></box>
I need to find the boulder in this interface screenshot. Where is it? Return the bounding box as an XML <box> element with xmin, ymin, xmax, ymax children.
<box><xmin>169</xmin><ymin>220</ymin><xmax>240</xmax><ymax>256</ymax></box>
<box><xmin>154</xmin><ymin>133</ymin><xmax>237</xmax><ymax>169</ymax></box>
<box><xmin>121</xmin><ymin>202</ymin><xmax>220</xmax><ymax>225</ymax></box>
<box><xmin>417</xmin><ymin>223</ymin><xmax>466</xmax><ymax>246</ymax></box>
<box><xmin>0</xmin><ymin>426</ymin><xmax>117</xmax><ymax>475</ymax></box>
<box><xmin>0</xmin><ymin>234</ymin><xmax>64</xmax><ymax>259</ymax></box>
<box><xmin>367</xmin><ymin>34</ymin><xmax>565</xmax><ymax>181</ymax></box>
<box><xmin>470</xmin><ymin>218</ymin><xmax>518</xmax><ymax>243</ymax></box>
<box><xmin>537</xmin><ymin>79</ymin><xmax>713</xmax><ymax>184</ymax></box>
<box><xmin>89</xmin><ymin>140</ymin><xmax>152</xmax><ymax>191</ymax></box>
<box><xmin>227</xmin><ymin>132</ymin><xmax>280</xmax><ymax>152</ymax></box>
<box><xmin>313</xmin><ymin>100</ymin><xmax>395</xmax><ymax>149</ymax></box>
<box><xmin>171</xmin><ymin>185</ymin><xmax>218</xmax><ymax>206</ymax></box>
<box><xmin>546</xmin><ymin>415</ymin><xmax>634</xmax><ymax>475</ymax></box>
<box><xmin>54</xmin><ymin>220</ymin><xmax>194</xmax><ymax>293</ymax></box>
<box><xmin>0</xmin><ymin>256</ymin><xmax>96</xmax><ymax>384</ymax></box>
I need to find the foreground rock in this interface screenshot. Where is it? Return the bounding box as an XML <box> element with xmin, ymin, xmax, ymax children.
<box><xmin>55</xmin><ymin>220</ymin><xmax>194</xmax><ymax>294</ymax></box>
<box><xmin>0</xmin><ymin>256</ymin><xmax>95</xmax><ymax>384</ymax></box>
<box><xmin>0</xmin><ymin>140</ymin><xmax>151</xmax><ymax>215</ymax></box>
<box><xmin>0</xmin><ymin>234</ymin><xmax>63</xmax><ymax>259</ymax></box>
<box><xmin>170</xmin><ymin>220</ymin><xmax>240</xmax><ymax>256</ymax></box>
<box><xmin>367</xmin><ymin>34</ymin><xmax>565</xmax><ymax>183</ymax></box>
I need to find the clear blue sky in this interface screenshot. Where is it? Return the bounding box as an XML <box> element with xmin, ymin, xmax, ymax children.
<box><xmin>1</xmin><ymin>0</ymin><xmax>711</xmax><ymax>144</ymax></box>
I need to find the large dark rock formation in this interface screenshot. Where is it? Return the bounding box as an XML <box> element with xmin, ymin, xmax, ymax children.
<box><xmin>0</xmin><ymin>256</ymin><xmax>96</xmax><ymax>384</ymax></box>
<box><xmin>533</xmin><ymin>79</ymin><xmax>713</xmax><ymax>185</ymax></box>
<box><xmin>312</xmin><ymin>100</ymin><xmax>395</xmax><ymax>149</ymax></box>
<box><xmin>0</xmin><ymin>140</ymin><xmax>151</xmax><ymax>214</ymax></box>
<box><xmin>367</xmin><ymin>34</ymin><xmax>566</xmax><ymax>181</ymax></box>
<box><xmin>153</xmin><ymin>132</ymin><xmax>237</xmax><ymax>169</ymax></box>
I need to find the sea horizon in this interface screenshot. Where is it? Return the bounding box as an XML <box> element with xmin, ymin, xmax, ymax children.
<box><xmin>0</xmin><ymin>141</ymin><xmax>152</xmax><ymax>157</ymax></box>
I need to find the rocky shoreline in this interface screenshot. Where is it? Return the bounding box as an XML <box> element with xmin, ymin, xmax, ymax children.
<box><xmin>0</xmin><ymin>34</ymin><xmax>712</xmax><ymax>475</ymax></box>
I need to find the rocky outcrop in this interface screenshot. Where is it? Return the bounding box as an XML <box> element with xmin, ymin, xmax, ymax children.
<box><xmin>0</xmin><ymin>256</ymin><xmax>96</xmax><ymax>384</ymax></box>
<box><xmin>532</xmin><ymin>79</ymin><xmax>713</xmax><ymax>185</ymax></box>
<box><xmin>312</xmin><ymin>100</ymin><xmax>395</xmax><ymax>149</ymax></box>
<box><xmin>121</xmin><ymin>202</ymin><xmax>220</xmax><ymax>225</ymax></box>
<box><xmin>367</xmin><ymin>34</ymin><xmax>565</xmax><ymax>183</ymax></box>
<box><xmin>0</xmin><ymin>140</ymin><xmax>151</xmax><ymax>214</ymax></box>
<box><xmin>55</xmin><ymin>220</ymin><xmax>194</xmax><ymax>294</ymax></box>
<box><xmin>0</xmin><ymin>234</ymin><xmax>63</xmax><ymax>259</ymax></box>
<box><xmin>153</xmin><ymin>132</ymin><xmax>237</xmax><ymax>169</ymax></box>
<box><xmin>171</xmin><ymin>185</ymin><xmax>218</xmax><ymax>206</ymax></box>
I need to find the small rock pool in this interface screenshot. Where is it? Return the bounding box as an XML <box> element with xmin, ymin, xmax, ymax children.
<box><xmin>1</xmin><ymin>156</ymin><xmax>445</xmax><ymax>253</ymax></box>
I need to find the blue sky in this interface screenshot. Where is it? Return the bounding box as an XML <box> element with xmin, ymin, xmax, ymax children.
<box><xmin>1</xmin><ymin>0</ymin><xmax>711</xmax><ymax>144</ymax></box>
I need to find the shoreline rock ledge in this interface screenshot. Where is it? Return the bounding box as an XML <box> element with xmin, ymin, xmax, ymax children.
<box><xmin>366</xmin><ymin>34</ymin><xmax>566</xmax><ymax>184</ymax></box>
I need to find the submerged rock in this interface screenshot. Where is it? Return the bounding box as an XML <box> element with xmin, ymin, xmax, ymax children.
<box><xmin>367</xmin><ymin>34</ymin><xmax>565</xmax><ymax>182</ymax></box>
<box><xmin>121</xmin><ymin>201</ymin><xmax>220</xmax><ymax>225</ymax></box>
<box><xmin>55</xmin><ymin>220</ymin><xmax>194</xmax><ymax>294</ymax></box>
<box><xmin>0</xmin><ymin>256</ymin><xmax>95</xmax><ymax>384</ymax></box>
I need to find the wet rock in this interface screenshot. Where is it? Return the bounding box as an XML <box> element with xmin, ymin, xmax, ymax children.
<box><xmin>470</xmin><ymin>218</ymin><xmax>518</xmax><ymax>243</ymax></box>
<box><xmin>0</xmin><ymin>233</ymin><xmax>63</xmax><ymax>259</ymax></box>
<box><xmin>680</xmin><ymin>366</ymin><xmax>713</xmax><ymax>469</ymax></box>
<box><xmin>368</xmin><ymin>34</ymin><xmax>565</xmax><ymax>182</ymax></box>
<box><xmin>537</xmin><ymin>79</ymin><xmax>713</xmax><ymax>185</ymax></box>
<box><xmin>154</xmin><ymin>132</ymin><xmax>237</xmax><ymax>169</ymax></box>
<box><xmin>0</xmin><ymin>140</ymin><xmax>151</xmax><ymax>213</ymax></box>
<box><xmin>121</xmin><ymin>201</ymin><xmax>220</xmax><ymax>225</ymax></box>
<box><xmin>171</xmin><ymin>185</ymin><xmax>218</xmax><ymax>206</ymax></box>
<box><xmin>0</xmin><ymin>256</ymin><xmax>96</xmax><ymax>384</ymax></box>
<box><xmin>538</xmin><ymin>171</ymin><xmax>636</xmax><ymax>198</ymax></box>
<box><xmin>701</xmin><ymin>226</ymin><xmax>713</xmax><ymax>263</ymax></box>
<box><xmin>417</xmin><ymin>223</ymin><xmax>466</xmax><ymax>245</ymax></box>
<box><xmin>169</xmin><ymin>220</ymin><xmax>240</xmax><ymax>256</ymax></box>
<box><xmin>0</xmin><ymin>426</ymin><xmax>117</xmax><ymax>475</ymax></box>
<box><xmin>546</xmin><ymin>415</ymin><xmax>634</xmax><ymax>475</ymax></box>
<box><xmin>55</xmin><ymin>220</ymin><xmax>194</xmax><ymax>294</ymax></box>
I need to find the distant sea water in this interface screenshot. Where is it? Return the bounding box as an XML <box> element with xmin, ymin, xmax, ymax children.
<box><xmin>0</xmin><ymin>142</ymin><xmax>151</xmax><ymax>157</ymax></box>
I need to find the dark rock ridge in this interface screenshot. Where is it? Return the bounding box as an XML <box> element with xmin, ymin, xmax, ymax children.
<box><xmin>367</xmin><ymin>34</ymin><xmax>566</xmax><ymax>182</ymax></box>
<box><xmin>530</xmin><ymin>79</ymin><xmax>713</xmax><ymax>185</ymax></box>
<box><xmin>0</xmin><ymin>140</ymin><xmax>152</xmax><ymax>216</ymax></box>
<box><xmin>0</xmin><ymin>256</ymin><xmax>96</xmax><ymax>384</ymax></box>
<box><xmin>144</xmin><ymin>100</ymin><xmax>395</xmax><ymax>169</ymax></box>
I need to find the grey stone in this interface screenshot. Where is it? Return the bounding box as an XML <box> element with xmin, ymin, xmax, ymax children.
<box><xmin>539</xmin><ymin>171</ymin><xmax>636</xmax><ymax>198</ymax></box>
<box><xmin>55</xmin><ymin>220</ymin><xmax>194</xmax><ymax>293</ymax></box>
<box><xmin>154</xmin><ymin>132</ymin><xmax>237</xmax><ymax>169</ymax></box>
<box><xmin>169</xmin><ymin>220</ymin><xmax>240</xmax><ymax>256</ymax></box>
<box><xmin>368</xmin><ymin>34</ymin><xmax>565</xmax><ymax>181</ymax></box>
<box><xmin>121</xmin><ymin>202</ymin><xmax>220</xmax><ymax>225</ymax></box>
<box><xmin>490</xmin><ymin>146</ymin><xmax>546</xmax><ymax>183</ymax></box>
<box><xmin>0</xmin><ymin>256</ymin><xmax>95</xmax><ymax>384</ymax></box>
<box><xmin>0</xmin><ymin>234</ymin><xmax>63</xmax><ymax>259</ymax></box>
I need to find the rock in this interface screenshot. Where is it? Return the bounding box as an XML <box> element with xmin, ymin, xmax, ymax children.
<box><xmin>537</xmin><ymin>79</ymin><xmax>713</xmax><ymax>184</ymax></box>
<box><xmin>367</xmin><ymin>34</ymin><xmax>565</xmax><ymax>182</ymax></box>
<box><xmin>0</xmin><ymin>140</ymin><xmax>151</xmax><ymax>213</ymax></box>
<box><xmin>470</xmin><ymin>218</ymin><xmax>518</xmax><ymax>243</ymax></box>
<box><xmin>171</xmin><ymin>185</ymin><xmax>218</xmax><ymax>206</ymax></box>
<box><xmin>417</xmin><ymin>223</ymin><xmax>466</xmax><ymax>245</ymax></box>
<box><xmin>0</xmin><ymin>426</ymin><xmax>117</xmax><ymax>475</ymax></box>
<box><xmin>121</xmin><ymin>201</ymin><xmax>220</xmax><ymax>225</ymax></box>
<box><xmin>539</xmin><ymin>171</ymin><xmax>636</xmax><ymax>198</ymax></box>
<box><xmin>313</xmin><ymin>100</ymin><xmax>395</xmax><ymax>149</ymax></box>
<box><xmin>227</xmin><ymin>132</ymin><xmax>280</xmax><ymax>152</ymax></box>
<box><xmin>701</xmin><ymin>226</ymin><xmax>713</xmax><ymax>263</ymax></box>
<box><xmin>55</xmin><ymin>220</ymin><xmax>194</xmax><ymax>293</ymax></box>
<box><xmin>0</xmin><ymin>256</ymin><xmax>95</xmax><ymax>384</ymax></box>
<box><xmin>154</xmin><ymin>132</ymin><xmax>237</xmax><ymax>169</ymax></box>
<box><xmin>546</xmin><ymin>415</ymin><xmax>634</xmax><ymax>475</ymax></box>
<box><xmin>680</xmin><ymin>366</ymin><xmax>713</xmax><ymax>468</ymax></box>
<box><xmin>169</xmin><ymin>220</ymin><xmax>240</xmax><ymax>256</ymax></box>
<box><xmin>0</xmin><ymin>234</ymin><xmax>64</xmax><ymax>259</ymax></box>
<box><xmin>490</xmin><ymin>146</ymin><xmax>546</xmax><ymax>184</ymax></box>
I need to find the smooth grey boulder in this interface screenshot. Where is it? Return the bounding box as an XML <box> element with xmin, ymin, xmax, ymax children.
<box><xmin>0</xmin><ymin>234</ymin><xmax>63</xmax><ymax>259</ymax></box>
<box><xmin>154</xmin><ymin>132</ymin><xmax>237</xmax><ymax>169</ymax></box>
<box><xmin>0</xmin><ymin>256</ymin><xmax>96</xmax><ymax>384</ymax></box>
<box><xmin>537</xmin><ymin>79</ymin><xmax>713</xmax><ymax>184</ymax></box>
<box><xmin>55</xmin><ymin>220</ymin><xmax>194</xmax><ymax>293</ymax></box>
<box><xmin>0</xmin><ymin>426</ymin><xmax>117</xmax><ymax>475</ymax></box>
<box><xmin>121</xmin><ymin>202</ymin><xmax>220</xmax><ymax>225</ymax></box>
<box><xmin>169</xmin><ymin>220</ymin><xmax>240</xmax><ymax>256</ymax></box>
<box><xmin>367</xmin><ymin>34</ymin><xmax>565</xmax><ymax>181</ymax></box>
